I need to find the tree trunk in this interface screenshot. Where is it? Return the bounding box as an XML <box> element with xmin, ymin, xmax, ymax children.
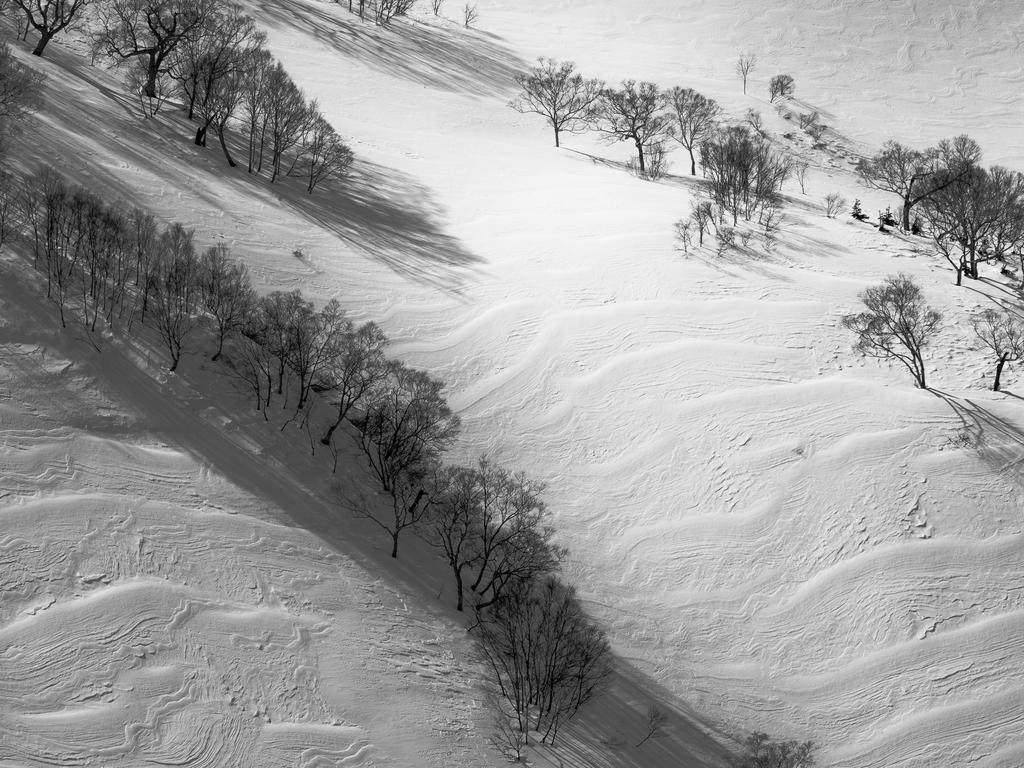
<box><xmin>635</xmin><ymin>139</ymin><xmax>646</xmax><ymax>175</ymax></box>
<box><xmin>390</xmin><ymin>530</ymin><xmax>399</xmax><ymax>558</ymax></box>
<box><xmin>688</xmin><ymin>149</ymin><xmax>697</xmax><ymax>176</ymax></box>
<box><xmin>144</xmin><ymin>59</ymin><xmax>159</xmax><ymax>99</ymax></box>
<box><xmin>217</xmin><ymin>124</ymin><xmax>237</xmax><ymax>167</ymax></box>
<box><xmin>454</xmin><ymin>566</ymin><xmax>464</xmax><ymax>611</ymax></box>
<box><xmin>554</xmin><ymin>126</ymin><xmax>560</xmax><ymax>148</ymax></box>
<box><xmin>900</xmin><ymin>195</ymin><xmax>912</xmax><ymax>231</ymax></box>
<box><xmin>194</xmin><ymin>125</ymin><xmax>207</xmax><ymax>146</ymax></box>
<box><xmin>993</xmin><ymin>354</ymin><xmax>1008</xmax><ymax>391</ymax></box>
<box><xmin>31</xmin><ymin>31</ymin><xmax>53</xmax><ymax>57</ymax></box>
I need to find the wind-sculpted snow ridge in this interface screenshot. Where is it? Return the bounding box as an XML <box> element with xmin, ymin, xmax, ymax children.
<box><xmin>0</xmin><ymin>335</ymin><xmax>488</xmax><ymax>767</ymax></box>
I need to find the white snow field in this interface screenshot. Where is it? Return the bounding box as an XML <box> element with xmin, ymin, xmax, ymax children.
<box><xmin>2</xmin><ymin>0</ymin><xmax>1024</xmax><ymax>766</ymax></box>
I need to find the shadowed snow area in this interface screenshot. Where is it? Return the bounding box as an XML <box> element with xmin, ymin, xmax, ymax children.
<box><xmin>2</xmin><ymin>0</ymin><xmax>1024</xmax><ymax>766</ymax></box>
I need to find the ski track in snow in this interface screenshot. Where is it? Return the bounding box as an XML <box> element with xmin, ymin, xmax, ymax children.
<box><xmin>3</xmin><ymin>0</ymin><xmax>1024</xmax><ymax>765</ymax></box>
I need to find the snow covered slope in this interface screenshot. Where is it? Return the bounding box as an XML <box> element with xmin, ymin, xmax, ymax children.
<box><xmin>2</xmin><ymin>0</ymin><xmax>1024</xmax><ymax>766</ymax></box>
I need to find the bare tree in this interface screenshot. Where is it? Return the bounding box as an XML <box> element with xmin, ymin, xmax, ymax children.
<box><xmin>509</xmin><ymin>58</ymin><xmax>603</xmax><ymax>148</ymax></box>
<box><xmin>351</xmin><ymin>362</ymin><xmax>460</xmax><ymax>557</ymax></box>
<box><xmin>701</xmin><ymin>126</ymin><xmax>791</xmax><ymax>224</ymax></box>
<box><xmin>793</xmin><ymin>159</ymin><xmax>809</xmax><ymax>194</ymax></box>
<box><xmin>0</xmin><ymin>169</ymin><xmax>17</xmax><ymax>252</ymax></box>
<box><xmin>264</xmin><ymin>63</ymin><xmax>309</xmax><ymax>182</ymax></box>
<box><xmin>93</xmin><ymin>0</ymin><xmax>217</xmax><ymax>100</ymax></box>
<box><xmin>635</xmin><ymin>704</ymin><xmax>668</xmax><ymax>748</ymax></box>
<box><xmin>736</xmin><ymin>732</ymin><xmax>815</xmax><ymax>768</ymax></box>
<box><xmin>286</xmin><ymin>298</ymin><xmax>349</xmax><ymax>410</ymax></box>
<box><xmin>462</xmin><ymin>2</ymin><xmax>477</xmax><ymax>28</ymax></box>
<box><xmin>922</xmin><ymin>163</ymin><xmax>1024</xmax><ymax>284</ymax></box>
<box><xmin>735</xmin><ymin>52</ymin><xmax>756</xmax><ymax>94</ymax></box>
<box><xmin>823</xmin><ymin>192</ymin><xmax>845</xmax><ymax>218</ymax></box>
<box><xmin>319</xmin><ymin>320</ymin><xmax>388</xmax><ymax>446</ymax></box>
<box><xmin>593</xmin><ymin>80</ymin><xmax>672</xmax><ymax>177</ymax></box>
<box><xmin>0</xmin><ymin>43</ymin><xmax>45</xmax><ymax>155</ymax></box>
<box><xmin>665</xmin><ymin>86</ymin><xmax>719</xmax><ymax>176</ymax></box>
<box><xmin>768</xmin><ymin>74</ymin><xmax>795</xmax><ymax>102</ymax></box>
<box><xmin>972</xmin><ymin>308</ymin><xmax>1024</xmax><ymax>391</ymax></box>
<box><xmin>430</xmin><ymin>0</ymin><xmax>442</xmax><ymax>14</ymax></box>
<box><xmin>12</xmin><ymin>0</ymin><xmax>90</xmax><ymax>56</ymax></box>
<box><xmin>842</xmin><ymin>274</ymin><xmax>942</xmax><ymax>389</ymax></box>
<box><xmin>200</xmin><ymin>243</ymin><xmax>255</xmax><ymax>360</ymax></box>
<box><xmin>374</xmin><ymin>0</ymin><xmax>415</xmax><ymax>25</ymax></box>
<box><xmin>857</xmin><ymin>136</ymin><xmax>980</xmax><ymax>231</ymax></box>
<box><xmin>148</xmin><ymin>222</ymin><xmax>203</xmax><ymax>372</ymax></box>
<box><xmin>298</xmin><ymin>113</ymin><xmax>353</xmax><ymax>193</ymax></box>
<box><xmin>475</xmin><ymin>576</ymin><xmax>610</xmax><ymax>747</ymax></box>
<box><xmin>239</xmin><ymin>46</ymin><xmax>274</xmax><ymax>173</ymax></box>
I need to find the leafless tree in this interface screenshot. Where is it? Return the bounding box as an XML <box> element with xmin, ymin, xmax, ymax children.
<box><xmin>823</xmin><ymin>192</ymin><xmax>845</xmax><ymax>218</ymax></box>
<box><xmin>93</xmin><ymin>0</ymin><xmax>217</xmax><ymax>100</ymax></box>
<box><xmin>475</xmin><ymin>576</ymin><xmax>610</xmax><ymax>747</ymax></box>
<box><xmin>768</xmin><ymin>74</ymin><xmax>795</xmax><ymax>102</ymax></box>
<box><xmin>264</xmin><ymin>63</ymin><xmax>310</xmax><ymax>182</ymax></box>
<box><xmin>735</xmin><ymin>52</ymin><xmax>756</xmax><ymax>95</ymax></box>
<box><xmin>374</xmin><ymin>0</ymin><xmax>415</xmax><ymax>25</ymax></box>
<box><xmin>298</xmin><ymin>113</ymin><xmax>353</xmax><ymax>193</ymax></box>
<box><xmin>200</xmin><ymin>243</ymin><xmax>255</xmax><ymax>360</ymax></box>
<box><xmin>0</xmin><ymin>169</ymin><xmax>17</xmax><ymax>252</ymax></box>
<box><xmin>692</xmin><ymin>200</ymin><xmax>714</xmax><ymax>247</ymax></box>
<box><xmin>462</xmin><ymin>2</ymin><xmax>477</xmax><ymax>28</ymax></box>
<box><xmin>286</xmin><ymin>298</ymin><xmax>349</xmax><ymax>410</ymax></box>
<box><xmin>351</xmin><ymin>361</ymin><xmax>460</xmax><ymax>557</ymax></box>
<box><xmin>593</xmin><ymin>80</ymin><xmax>672</xmax><ymax>177</ymax></box>
<box><xmin>635</xmin><ymin>704</ymin><xmax>667</xmax><ymax>748</ymax></box>
<box><xmin>148</xmin><ymin>222</ymin><xmax>203</xmax><ymax>372</ymax></box>
<box><xmin>736</xmin><ymin>732</ymin><xmax>815</xmax><ymax>768</ymax></box>
<box><xmin>744</xmin><ymin>108</ymin><xmax>764</xmax><ymax>137</ymax></box>
<box><xmin>0</xmin><ymin>43</ymin><xmax>44</xmax><ymax>154</ymax></box>
<box><xmin>239</xmin><ymin>46</ymin><xmax>274</xmax><ymax>174</ymax></box>
<box><xmin>922</xmin><ymin>164</ymin><xmax>1024</xmax><ymax>284</ymax></box>
<box><xmin>665</xmin><ymin>86</ymin><xmax>719</xmax><ymax>176</ymax></box>
<box><xmin>12</xmin><ymin>0</ymin><xmax>90</xmax><ymax>56</ymax></box>
<box><xmin>509</xmin><ymin>58</ymin><xmax>603</xmax><ymax>148</ymax></box>
<box><xmin>972</xmin><ymin>308</ymin><xmax>1024</xmax><ymax>391</ymax></box>
<box><xmin>842</xmin><ymin>274</ymin><xmax>942</xmax><ymax>389</ymax></box>
<box><xmin>430</xmin><ymin>0</ymin><xmax>442</xmax><ymax>14</ymax></box>
<box><xmin>793</xmin><ymin>159</ymin><xmax>809</xmax><ymax>194</ymax></box>
<box><xmin>701</xmin><ymin>126</ymin><xmax>791</xmax><ymax>224</ymax></box>
<box><xmin>856</xmin><ymin>135</ymin><xmax>980</xmax><ymax>231</ymax></box>
<box><xmin>319</xmin><ymin>320</ymin><xmax>388</xmax><ymax>446</ymax></box>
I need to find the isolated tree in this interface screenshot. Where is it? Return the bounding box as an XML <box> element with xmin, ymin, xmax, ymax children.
<box><xmin>635</xmin><ymin>704</ymin><xmax>668</xmax><ymax>748</ymax></box>
<box><xmin>768</xmin><ymin>74</ymin><xmax>795</xmax><ymax>102</ymax></box>
<box><xmin>93</xmin><ymin>0</ymin><xmax>216</xmax><ymax>99</ymax></box>
<box><xmin>735</xmin><ymin>732</ymin><xmax>815</xmax><ymax>768</ymax></box>
<box><xmin>462</xmin><ymin>2</ymin><xmax>477</xmax><ymax>28</ymax></box>
<box><xmin>972</xmin><ymin>308</ymin><xmax>1024</xmax><ymax>391</ymax></box>
<box><xmin>842</xmin><ymin>273</ymin><xmax>942</xmax><ymax>389</ymax></box>
<box><xmin>12</xmin><ymin>0</ymin><xmax>90</xmax><ymax>56</ymax></box>
<box><xmin>509</xmin><ymin>58</ymin><xmax>603</xmax><ymax>148</ymax></box>
<box><xmin>823</xmin><ymin>192</ymin><xmax>845</xmax><ymax>218</ymax></box>
<box><xmin>665</xmin><ymin>86</ymin><xmax>719</xmax><ymax>176</ymax></box>
<box><xmin>352</xmin><ymin>361</ymin><xmax>460</xmax><ymax>557</ymax></box>
<box><xmin>299</xmin><ymin>113</ymin><xmax>353</xmax><ymax>194</ymax></box>
<box><xmin>735</xmin><ymin>52</ymin><xmax>756</xmax><ymax>94</ymax></box>
<box><xmin>319</xmin><ymin>320</ymin><xmax>388</xmax><ymax>446</ymax></box>
<box><xmin>148</xmin><ymin>222</ymin><xmax>203</xmax><ymax>372</ymax></box>
<box><xmin>701</xmin><ymin>126</ymin><xmax>791</xmax><ymax>224</ymax></box>
<box><xmin>857</xmin><ymin>136</ymin><xmax>981</xmax><ymax>231</ymax></box>
<box><xmin>0</xmin><ymin>43</ymin><xmax>44</xmax><ymax>154</ymax></box>
<box><xmin>593</xmin><ymin>80</ymin><xmax>672</xmax><ymax>176</ymax></box>
<box><xmin>200</xmin><ymin>243</ymin><xmax>255</xmax><ymax>360</ymax></box>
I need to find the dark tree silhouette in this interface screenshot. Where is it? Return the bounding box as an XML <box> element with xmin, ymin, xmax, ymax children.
<box><xmin>665</xmin><ymin>86</ymin><xmax>720</xmax><ymax>176</ymax></box>
<box><xmin>509</xmin><ymin>58</ymin><xmax>603</xmax><ymax>148</ymax></box>
<box><xmin>593</xmin><ymin>80</ymin><xmax>672</xmax><ymax>176</ymax></box>
<box><xmin>12</xmin><ymin>0</ymin><xmax>90</xmax><ymax>56</ymax></box>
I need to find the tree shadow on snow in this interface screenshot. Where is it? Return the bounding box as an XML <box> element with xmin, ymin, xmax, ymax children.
<box><xmin>275</xmin><ymin>158</ymin><xmax>486</xmax><ymax>296</ymax></box>
<box><xmin>931</xmin><ymin>389</ymin><xmax>1024</xmax><ymax>490</ymax></box>
<box><xmin>246</xmin><ymin>0</ymin><xmax>527</xmax><ymax>97</ymax></box>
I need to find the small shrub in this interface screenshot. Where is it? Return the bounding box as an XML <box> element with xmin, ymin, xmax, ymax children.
<box><xmin>734</xmin><ymin>732</ymin><xmax>814</xmax><ymax>768</ymax></box>
<box><xmin>851</xmin><ymin>199</ymin><xmax>869</xmax><ymax>221</ymax></box>
<box><xmin>824</xmin><ymin>193</ymin><xmax>845</xmax><ymax>218</ymax></box>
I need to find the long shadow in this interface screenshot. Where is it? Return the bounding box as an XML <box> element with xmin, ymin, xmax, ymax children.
<box><xmin>247</xmin><ymin>0</ymin><xmax>527</xmax><ymax>97</ymax></box>
<box><xmin>265</xmin><ymin>157</ymin><xmax>486</xmax><ymax>296</ymax></box>
<box><xmin>23</xmin><ymin>44</ymin><xmax>484</xmax><ymax>297</ymax></box>
<box><xmin>931</xmin><ymin>389</ymin><xmax>1024</xmax><ymax>489</ymax></box>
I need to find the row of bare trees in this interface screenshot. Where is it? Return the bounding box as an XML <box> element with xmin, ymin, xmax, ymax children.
<box><xmin>1</xmin><ymin>161</ymin><xmax>611</xmax><ymax>754</ymax></box>
<box><xmin>510</xmin><ymin>59</ymin><xmax>720</xmax><ymax>177</ymax></box>
<box><xmin>1</xmin><ymin>0</ymin><xmax>352</xmax><ymax>192</ymax></box>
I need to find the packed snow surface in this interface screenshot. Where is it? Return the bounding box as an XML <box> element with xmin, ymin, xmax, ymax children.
<box><xmin>3</xmin><ymin>0</ymin><xmax>1024</xmax><ymax>766</ymax></box>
